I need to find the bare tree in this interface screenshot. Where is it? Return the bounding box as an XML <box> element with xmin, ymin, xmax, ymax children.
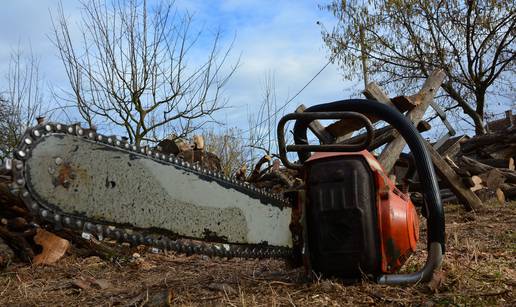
<box><xmin>247</xmin><ymin>72</ymin><xmax>280</xmax><ymax>162</ymax></box>
<box><xmin>51</xmin><ymin>0</ymin><xmax>237</xmax><ymax>144</ymax></box>
<box><xmin>0</xmin><ymin>48</ymin><xmax>44</xmax><ymax>159</ymax></box>
<box><xmin>321</xmin><ymin>0</ymin><xmax>515</xmax><ymax>135</ymax></box>
<box><xmin>204</xmin><ymin>127</ymin><xmax>248</xmax><ymax>176</ymax></box>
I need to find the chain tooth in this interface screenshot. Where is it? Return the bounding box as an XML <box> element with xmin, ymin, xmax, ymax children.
<box><xmin>113</xmin><ymin>230</ymin><xmax>122</xmax><ymax>240</ymax></box>
<box><xmin>30</xmin><ymin>202</ymin><xmax>39</xmax><ymax>212</ymax></box>
<box><xmin>75</xmin><ymin>219</ymin><xmax>83</xmax><ymax>229</ymax></box>
<box><xmin>95</xmin><ymin>224</ymin><xmax>103</xmax><ymax>235</ymax></box>
<box><xmin>16</xmin><ymin>150</ymin><xmax>27</xmax><ymax>160</ymax></box>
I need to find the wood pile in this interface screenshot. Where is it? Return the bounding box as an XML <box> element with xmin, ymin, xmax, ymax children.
<box><xmin>409</xmin><ymin>114</ymin><xmax>515</xmax><ymax>206</ymax></box>
<box><xmin>453</xmin><ymin>114</ymin><xmax>516</xmax><ymax>204</ymax></box>
<box><xmin>157</xmin><ymin>134</ymin><xmax>222</xmax><ymax>171</ymax></box>
<box><xmin>294</xmin><ymin>69</ymin><xmax>514</xmax><ymax>211</ymax></box>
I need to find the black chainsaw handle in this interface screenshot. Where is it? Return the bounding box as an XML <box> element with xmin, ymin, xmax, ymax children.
<box><xmin>291</xmin><ymin>99</ymin><xmax>445</xmax><ymax>285</ymax></box>
<box><xmin>277</xmin><ymin>111</ymin><xmax>375</xmax><ymax>169</ymax></box>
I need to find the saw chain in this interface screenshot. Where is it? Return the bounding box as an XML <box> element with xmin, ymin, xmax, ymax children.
<box><xmin>9</xmin><ymin>122</ymin><xmax>292</xmax><ymax>259</ymax></box>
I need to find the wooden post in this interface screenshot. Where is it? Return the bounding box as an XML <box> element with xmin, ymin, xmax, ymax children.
<box><xmin>295</xmin><ymin>104</ymin><xmax>334</xmax><ymax>144</ymax></box>
<box><xmin>378</xmin><ymin>70</ymin><xmax>446</xmax><ymax>174</ymax></box>
<box><xmin>424</xmin><ymin>141</ymin><xmax>483</xmax><ymax>211</ymax></box>
<box><xmin>326</xmin><ymin>83</ymin><xmax>418</xmax><ymax>140</ymax></box>
<box><xmin>339</xmin><ymin>120</ymin><xmax>431</xmax><ymax>151</ymax></box>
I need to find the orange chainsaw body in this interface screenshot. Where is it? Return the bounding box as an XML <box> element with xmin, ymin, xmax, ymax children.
<box><xmin>304</xmin><ymin>150</ymin><xmax>419</xmax><ymax>276</ymax></box>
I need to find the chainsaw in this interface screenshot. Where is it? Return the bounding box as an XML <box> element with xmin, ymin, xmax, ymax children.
<box><xmin>8</xmin><ymin>99</ymin><xmax>445</xmax><ymax>284</ymax></box>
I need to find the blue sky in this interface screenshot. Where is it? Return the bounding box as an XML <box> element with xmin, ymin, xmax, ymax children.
<box><xmin>0</xmin><ymin>0</ymin><xmax>357</xmax><ymax>135</ymax></box>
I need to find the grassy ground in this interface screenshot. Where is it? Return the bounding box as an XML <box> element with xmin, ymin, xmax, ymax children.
<box><xmin>0</xmin><ymin>201</ymin><xmax>514</xmax><ymax>306</ymax></box>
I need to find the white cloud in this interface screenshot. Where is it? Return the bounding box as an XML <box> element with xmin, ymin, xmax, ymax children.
<box><xmin>0</xmin><ymin>1</ymin><xmax>354</xmax><ymax>133</ymax></box>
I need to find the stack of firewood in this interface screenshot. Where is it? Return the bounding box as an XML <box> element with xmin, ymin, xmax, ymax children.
<box><xmin>156</xmin><ymin>134</ymin><xmax>222</xmax><ymax>171</ymax></box>
<box><xmin>454</xmin><ymin>121</ymin><xmax>516</xmax><ymax>203</ymax></box>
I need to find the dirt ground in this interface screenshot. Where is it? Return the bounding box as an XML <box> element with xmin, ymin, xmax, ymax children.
<box><xmin>0</xmin><ymin>201</ymin><xmax>514</xmax><ymax>306</ymax></box>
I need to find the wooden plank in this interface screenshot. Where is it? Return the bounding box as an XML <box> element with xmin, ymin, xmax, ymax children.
<box><xmin>424</xmin><ymin>141</ymin><xmax>483</xmax><ymax>211</ymax></box>
<box><xmin>326</xmin><ymin>83</ymin><xmax>417</xmax><ymax>139</ymax></box>
<box><xmin>378</xmin><ymin>69</ymin><xmax>446</xmax><ymax>174</ymax></box>
<box><xmin>339</xmin><ymin>120</ymin><xmax>431</xmax><ymax>151</ymax></box>
<box><xmin>391</xmin><ymin>95</ymin><xmax>420</xmax><ymax>111</ymax></box>
<box><xmin>295</xmin><ymin>104</ymin><xmax>334</xmax><ymax>144</ymax></box>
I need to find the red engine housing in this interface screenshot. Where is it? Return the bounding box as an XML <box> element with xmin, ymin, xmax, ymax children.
<box><xmin>303</xmin><ymin>150</ymin><xmax>419</xmax><ymax>278</ymax></box>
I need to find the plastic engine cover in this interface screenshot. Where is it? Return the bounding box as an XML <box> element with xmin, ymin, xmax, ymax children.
<box><xmin>306</xmin><ymin>155</ymin><xmax>381</xmax><ymax>278</ymax></box>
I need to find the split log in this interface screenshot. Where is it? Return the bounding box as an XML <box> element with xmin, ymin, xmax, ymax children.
<box><xmin>476</xmin><ymin>158</ymin><xmax>514</xmax><ymax>171</ymax></box>
<box><xmin>478</xmin><ymin>169</ymin><xmax>506</xmax><ymax>190</ymax></box>
<box><xmin>254</xmin><ymin>170</ymin><xmax>294</xmax><ymax>189</ymax></box>
<box><xmin>437</xmin><ymin>135</ymin><xmax>469</xmax><ymax>157</ymax></box>
<box><xmin>500</xmin><ymin>183</ymin><xmax>516</xmax><ymax>199</ymax></box>
<box><xmin>459</xmin><ymin>156</ymin><xmax>516</xmax><ymax>183</ymax></box>
<box><xmin>495</xmin><ymin>188</ymin><xmax>506</xmax><ymax>205</ymax></box>
<box><xmin>193</xmin><ymin>135</ymin><xmax>205</xmax><ymax>150</ymax></box>
<box><xmin>235</xmin><ymin>165</ymin><xmax>247</xmax><ymax>181</ymax></box>
<box><xmin>326</xmin><ymin>82</ymin><xmax>419</xmax><ymax>140</ymax></box>
<box><xmin>460</xmin><ymin>127</ymin><xmax>516</xmax><ymax>154</ymax></box>
<box><xmin>379</xmin><ymin>69</ymin><xmax>446</xmax><ymax>174</ymax></box>
<box><xmin>179</xmin><ymin>150</ymin><xmax>222</xmax><ymax>171</ymax></box>
<box><xmin>339</xmin><ymin>120</ymin><xmax>431</xmax><ymax>151</ymax></box>
<box><xmin>391</xmin><ymin>95</ymin><xmax>420</xmax><ymax>111</ymax></box>
<box><xmin>424</xmin><ymin>141</ymin><xmax>483</xmax><ymax>211</ymax></box>
<box><xmin>467</xmin><ymin>176</ymin><xmax>483</xmax><ymax>192</ymax></box>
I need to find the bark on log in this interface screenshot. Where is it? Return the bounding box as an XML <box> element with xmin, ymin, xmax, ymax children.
<box><xmin>379</xmin><ymin>69</ymin><xmax>446</xmax><ymax>174</ymax></box>
<box><xmin>339</xmin><ymin>120</ymin><xmax>431</xmax><ymax>151</ymax></box>
<box><xmin>391</xmin><ymin>95</ymin><xmax>421</xmax><ymax>111</ymax></box>
<box><xmin>327</xmin><ymin>82</ymin><xmax>417</xmax><ymax>139</ymax></box>
<box><xmin>478</xmin><ymin>169</ymin><xmax>506</xmax><ymax>190</ymax></box>
<box><xmin>500</xmin><ymin>183</ymin><xmax>516</xmax><ymax>199</ymax></box>
<box><xmin>424</xmin><ymin>141</ymin><xmax>483</xmax><ymax>211</ymax></box>
<box><xmin>476</xmin><ymin>158</ymin><xmax>514</xmax><ymax>171</ymax></box>
<box><xmin>460</xmin><ymin>127</ymin><xmax>516</xmax><ymax>154</ymax></box>
<box><xmin>459</xmin><ymin>156</ymin><xmax>516</xmax><ymax>183</ymax></box>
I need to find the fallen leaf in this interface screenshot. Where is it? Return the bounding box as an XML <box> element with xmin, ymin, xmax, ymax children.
<box><xmin>33</xmin><ymin>229</ymin><xmax>70</xmax><ymax>265</ymax></box>
<box><xmin>427</xmin><ymin>271</ymin><xmax>446</xmax><ymax>293</ymax></box>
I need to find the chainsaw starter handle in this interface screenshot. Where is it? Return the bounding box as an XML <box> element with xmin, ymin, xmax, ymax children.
<box><xmin>291</xmin><ymin>99</ymin><xmax>445</xmax><ymax>285</ymax></box>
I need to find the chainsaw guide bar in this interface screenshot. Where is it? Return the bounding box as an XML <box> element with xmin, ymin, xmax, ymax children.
<box><xmin>10</xmin><ymin>123</ymin><xmax>293</xmax><ymax>259</ymax></box>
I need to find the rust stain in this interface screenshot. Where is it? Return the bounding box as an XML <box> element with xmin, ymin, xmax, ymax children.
<box><xmin>54</xmin><ymin>162</ymin><xmax>89</xmax><ymax>189</ymax></box>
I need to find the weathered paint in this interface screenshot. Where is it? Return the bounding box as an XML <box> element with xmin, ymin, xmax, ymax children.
<box><xmin>26</xmin><ymin>135</ymin><xmax>293</xmax><ymax>247</ymax></box>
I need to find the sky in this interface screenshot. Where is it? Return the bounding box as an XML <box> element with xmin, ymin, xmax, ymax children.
<box><xmin>0</xmin><ymin>0</ymin><xmax>357</xmax><ymax>136</ymax></box>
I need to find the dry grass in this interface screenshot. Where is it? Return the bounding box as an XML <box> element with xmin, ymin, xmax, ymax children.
<box><xmin>0</xmin><ymin>201</ymin><xmax>514</xmax><ymax>306</ymax></box>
